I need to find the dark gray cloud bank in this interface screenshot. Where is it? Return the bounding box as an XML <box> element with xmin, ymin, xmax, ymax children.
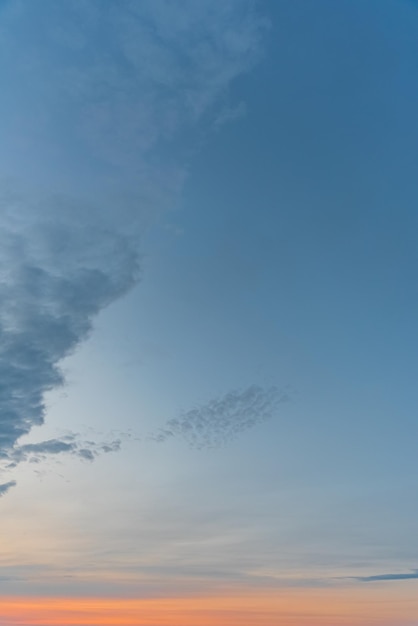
<box><xmin>0</xmin><ymin>191</ymin><xmax>138</xmax><ymax>452</ymax></box>
<box><xmin>0</xmin><ymin>1</ymin><xmax>266</xmax><ymax>492</ymax></box>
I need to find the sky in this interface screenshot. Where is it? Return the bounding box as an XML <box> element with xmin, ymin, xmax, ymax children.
<box><xmin>0</xmin><ymin>0</ymin><xmax>418</xmax><ymax>624</ymax></box>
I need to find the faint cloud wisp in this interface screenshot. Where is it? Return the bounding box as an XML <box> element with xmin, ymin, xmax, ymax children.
<box><xmin>355</xmin><ymin>570</ymin><xmax>418</xmax><ymax>582</ymax></box>
<box><xmin>150</xmin><ymin>385</ymin><xmax>290</xmax><ymax>449</ymax></box>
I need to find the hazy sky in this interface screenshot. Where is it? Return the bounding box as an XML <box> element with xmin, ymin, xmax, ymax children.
<box><xmin>1</xmin><ymin>1</ymin><xmax>418</xmax><ymax>625</ymax></box>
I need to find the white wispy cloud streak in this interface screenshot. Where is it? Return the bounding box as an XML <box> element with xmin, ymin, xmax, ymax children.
<box><xmin>0</xmin><ymin>1</ymin><xmax>266</xmax><ymax>489</ymax></box>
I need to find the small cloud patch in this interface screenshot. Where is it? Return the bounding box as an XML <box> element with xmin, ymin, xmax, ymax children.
<box><xmin>150</xmin><ymin>385</ymin><xmax>290</xmax><ymax>449</ymax></box>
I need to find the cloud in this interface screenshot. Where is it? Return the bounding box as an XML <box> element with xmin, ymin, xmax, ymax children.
<box><xmin>0</xmin><ymin>480</ymin><xmax>16</xmax><ymax>497</ymax></box>
<box><xmin>1</xmin><ymin>434</ymin><xmax>122</xmax><ymax>470</ymax></box>
<box><xmin>0</xmin><ymin>0</ymin><xmax>266</xmax><ymax>480</ymax></box>
<box><xmin>0</xmin><ymin>189</ymin><xmax>140</xmax><ymax>456</ymax></box>
<box><xmin>150</xmin><ymin>385</ymin><xmax>290</xmax><ymax>449</ymax></box>
<box><xmin>0</xmin><ymin>0</ymin><xmax>266</xmax><ymax>181</ymax></box>
<box><xmin>355</xmin><ymin>570</ymin><xmax>418</xmax><ymax>582</ymax></box>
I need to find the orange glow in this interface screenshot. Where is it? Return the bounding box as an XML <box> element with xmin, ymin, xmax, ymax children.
<box><xmin>1</xmin><ymin>586</ymin><xmax>418</xmax><ymax>626</ymax></box>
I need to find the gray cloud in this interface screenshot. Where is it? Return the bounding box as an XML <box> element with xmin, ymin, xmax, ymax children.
<box><xmin>0</xmin><ymin>1</ymin><xmax>265</xmax><ymax>483</ymax></box>
<box><xmin>0</xmin><ymin>480</ymin><xmax>16</xmax><ymax>497</ymax></box>
<box><xmin>1</xmin><ymin>434</ymin><xmax>122</xmax><ymax>470</ymax></box>
<box><xmin>150</xmin><ymin>385</ymin><xmax>290</xmax><ymax>449</ymax></box>
<box><xmin>0</xmin><ymin>190</ymin><xmax>139</xmax><ymax>456</ymax></box>
<box><xmin>355</xmin><ymin>570</ymin><xmax>418</xmax><ymax>582</ymax></box>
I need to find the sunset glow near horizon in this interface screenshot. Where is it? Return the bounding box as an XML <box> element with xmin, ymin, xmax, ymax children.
<box><xmin>1</xmin><ymin>1</ymin><xmax>418</xmax><ymax>625</ymax></box>
<box><xmin>2</xmin><ymin>586</ymin><xmax>418</xmax><ymax>626</ymax></box>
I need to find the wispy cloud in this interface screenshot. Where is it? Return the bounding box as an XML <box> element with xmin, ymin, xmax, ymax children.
<box><xmin>150</xmin><ymin>385</ymin><xmax>290</xmax><ymax>449</ymax></box>
<box><xmin>0</xmin><ymin>0</ymin><xmax>266</xmax><ymax>179</ymax></box>
<box><xmin>355</xmin><ymin>569</ymin><xmax>418</xmax><ymax>582</ymax></box>
<box><xmin>0</xmin><ymin>480</ymin><xmax>16</xmax><ymax>497</ymax></box>
<box><xmin>0</xmin><ymin>1</ymin><xmax>266</xmax><ymax>484</ymax></box>
<box><xmin>2</xmin><ymin>434</ymin><xmax>121</xmax><ymax>470</ymax></box>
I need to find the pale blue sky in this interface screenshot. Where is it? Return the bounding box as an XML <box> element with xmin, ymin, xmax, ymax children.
<box><xmin>1</xmin><ymin>0</ymin><xmax>418</xmax><ymax>603</ymax></box>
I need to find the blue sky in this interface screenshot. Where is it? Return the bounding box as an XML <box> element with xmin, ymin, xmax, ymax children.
<box><xmin>0</xmin><ymin>1</ymin><xmax>418</xmax><ymax>624</ymax></box>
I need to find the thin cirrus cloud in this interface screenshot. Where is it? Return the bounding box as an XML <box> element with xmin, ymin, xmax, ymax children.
<box><xmin>355</xmin><ymin>570</ymin><xmax>418</xmax><ymax>582</ymax></box>
<box><xmin>1</xmin><ymin>0</ymin><xmax>266</xmax><ymax>179</ymax></box>
<box><xmin>0</xmin><ymin>1</ymin><xmax>266</xmax><ymax>489</ymax></box>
